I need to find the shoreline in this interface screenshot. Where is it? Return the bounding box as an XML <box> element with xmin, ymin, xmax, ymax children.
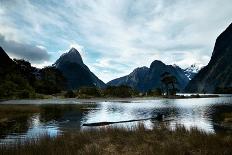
<box><xmin>0</xmin><ymin>94</ymin><xmax>224</xmax><ymax>104</ymax></box>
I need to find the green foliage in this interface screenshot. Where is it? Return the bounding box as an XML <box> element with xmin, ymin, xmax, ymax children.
<box><xmin>147</xmin><ymin>88</ymin><xmax>162</xmax><ymax>96</ymax></box>
<box><xmin>64</xmin><ymin>90</ymin><xmax>76</xmax><ymax>98</ymax></box>
<box><xmin>78</xmin><ymin>87</ymin><xmax>101</xmax><ymax>98</ymax></box>
<box><xmin>14</xmin><ymin>59</ymin><xmax>37</xmax><ymax>86</ymax></box>
<box><xmin>0</xmin><ymin>73</ymin><xmax>35</xmax><ymax>99</ymax></box>
<box><xmin>161</xmin><ymin>72</ymin><xmax>178</xmax><ymax>96</ymax></box>
<box><xmin>34</xmin><ymin>66</ymin><xmax>66</xmax><ymax>95</ymax></box>
<box><xmin>103</xmin><ymin>85</ymin><xmax>138</xmax><ymax>98</ymax></box>
<box><xmin>215</xmin><ymin>87</ymin><xmax>232</xmax><ymax>94</ymax></box>
<box><xmin>0</xmin><ymin>58</ymin><xmax>67</xmax><ymax>98</ymax></box>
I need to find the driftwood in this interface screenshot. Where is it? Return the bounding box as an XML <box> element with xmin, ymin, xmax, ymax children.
<box><xmin>82</xmin><ymin>115</ymin><xmax>173</xmax><ymax>127</ymax></box>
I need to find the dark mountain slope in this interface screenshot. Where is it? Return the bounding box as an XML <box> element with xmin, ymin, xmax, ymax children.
<box><xmin>108</xmin><ymin>60</ymin><xmax>189</xmax><ymax>92</ymax></box>
<box><xmin>0</xmin><ymin>47</ymin><xmax>35</xmax><ymax>98</ymax></box>
<box><xmin>185</xmin><ymin>23</ymin><xmax>232</xmax><ymax>93</ymax></box>
<box><xmin>0</xmin><ymin>47</ymin><xmax>16</xmax><ymax>77</ymax></box>
<box><xmin>53</xmin><ymin>48</ymin><xmax>105</xmax><ymax>90</ymax></box>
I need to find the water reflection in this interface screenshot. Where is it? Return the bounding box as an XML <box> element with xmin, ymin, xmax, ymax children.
<box><xmin>0</xmin><ymin>96</ymin><xmax>231</xmax><ymax>144</ymax></box>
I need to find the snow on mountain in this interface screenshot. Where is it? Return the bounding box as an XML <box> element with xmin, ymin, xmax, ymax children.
<box><xmin>183</xmin><ymin>64</ymin><xmax>203</xmax><ymax>80</ymax></box>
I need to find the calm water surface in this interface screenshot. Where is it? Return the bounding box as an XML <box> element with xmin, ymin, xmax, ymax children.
<box><xmin>0</xmin><ymin>95</ymin><xmax>232</xmax><ymax>144</ymax></box>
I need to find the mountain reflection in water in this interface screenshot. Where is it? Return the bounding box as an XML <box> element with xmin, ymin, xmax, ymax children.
<box><xmin>0</xmin><ymin>96</ymin><xmax>231</xmax><ymax>144</ymax></box>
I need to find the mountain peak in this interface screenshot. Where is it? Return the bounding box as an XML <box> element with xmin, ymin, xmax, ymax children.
<box><xmin>0</xmin><ymin>46</ymin><xmax>15</xmax><ymax>65</ymax></box>
<box><xmin>185</xmin><ymin>63</ymin><xmax>203</xmax><ymax>73</ymax></box>
<box><xmin>0</xmin><ymin>46</ymin><xmax>10</xmax><ymax>58</ymax></box>
<box><xmin>69</xmin><ymin>47</ymin><xmax>80</xmax><ymax>54</ymax></box>
<box><xmin>212</xmin><ymin>22</ymin><xmax>232</xmax><ymax>60</ymax></box>
<box><xmin>186</xmin><ymin>22</ymin><xmax>232</xmax><ymax>93</ymax></box>
<box><xmin>53</xmin><ymin>48</ymin><xmax>83</xmax><ymax>68</ymax></box>
<box><xmin>67</xmin><ymin>48</ymin><xmax>82</xmax><ymax>59</ymax></box>
<box><xmin>150</xmin><ymin>60</ymin><xmax>165</xmax><ymax>68</ymax></box>
<box><xmin>173</xmin><ymin>64</ymin><xmax>178</xmax><ymax>67</ymax></box>
<box><xmin>108</xmin><ymin>59</ymin><xmax>189</xmax><ymax>92</ymax></box>
<box><xmin>183</xmin><ymin>63</ymin><xmax>202</xmax><ymax>80</ymax></box>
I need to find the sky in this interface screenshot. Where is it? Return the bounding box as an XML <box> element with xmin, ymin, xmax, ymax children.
<box><xmin>0</xmin><ymin>0</ymin><xmax>232</xmax><ymax>82</ymax></box>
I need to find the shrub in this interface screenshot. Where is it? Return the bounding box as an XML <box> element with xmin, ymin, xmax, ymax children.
<box><xmin>103</xmin><ymin>85</ymin><xmax>138</xmax><ymax>98</ymax></box>
<box><xmin>64</xmin><ymin>90</ymin><xmax>76</xmax><ymax>98</ymax></box>
<box><xmin>78</xmin><ymin>87</ymin><xmax>101</xmax><ymax>97</ymax></box>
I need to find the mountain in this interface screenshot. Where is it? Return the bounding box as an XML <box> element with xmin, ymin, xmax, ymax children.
<box><xmin>54</xmin><ymin>48</ymin><xmax>84</xmax><ymax>68</ymax></box>
<box><xmin>183</xmin><ymin>64</ymin><xmax>203</xmax><ymax>80</ymax></box>
<box><xmin>107</xmin><ymin>66</ymin><xmax>149</xmax><ymax>92</ymax></box>
<box><xmin>107</xmin><ymin>60</ymin><xmax>189</xmax><ymax>92</ymax></box>
<box><xmin>0</xmin><ymin>46</ymin><xmax>19</xmax><ymax>81</ymax></box>
<box><xmin>53</xmin><ymin>48</ymin><xmax>105</xmax><ymax>90</ymax></box>
<box><xmin>185</xmin><ymin>23</ymin><xmax>232</xmax><ymax>93</ymax></box>
<box><xmin>0</xmin><ymin>47</ymin><xmax>35</xmax><ymax>98</ymax></box>
<box><xmin>0</xmin><ymin>46</ymin><xmax>17</xmax><ymax>77</ymax></box>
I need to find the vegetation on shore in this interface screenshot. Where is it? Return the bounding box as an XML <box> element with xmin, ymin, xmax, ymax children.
<box><xmin>0</xmin><ymin>58</ymin><xmax>66</xmax><ymax>99</ymax></box>
<box><xmin>62</xmin><ymin>85</ymin><xmax>140</xmax><ymax>98</ymax></box>
<box><xmin>1</xmin><ymin>124</ymin><xmax>232</xmax><ymax>155</ymax></box>
<box><xmin>0</xmin><ymin>57</ymin><xmax>225</xmax><ymax>100</ymax></box>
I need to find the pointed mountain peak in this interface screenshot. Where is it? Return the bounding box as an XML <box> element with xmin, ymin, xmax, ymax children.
<box><xmin>184</xmin><ymin>63</ymin><xmax>203</xmax><ymax>73</ymax></box>
<box><xmin>211</xmin><ymin>22</ymin><xmax>232</xmax><ymax>60</ymax></box>
<box><xmin>69</xmin><ymin>47</ymin><xmax>80</xmax><ymax>54</ymax></box>
<box><xmin>53</xmin><ymin>48</ymin><xmax>84</xmax><ymax>68</ymax></box>
<box><xmin>67</xmin><ymin>48</ymin><xmax>82</xmax><ymax>58</ymax></box>
<box><xmin>0</xmin><ymin>46</ymin><xmax>15</xmax><ymax>66</ymax></box>
<box><xmin>0</xmin><ymin>46</ymin><xmax>10</xmax><ymax>58</ymax></box>
<box><xmin>172</xmin><ymin>64</ymin><xmax>179</xmax><ymax>67</ymax></box>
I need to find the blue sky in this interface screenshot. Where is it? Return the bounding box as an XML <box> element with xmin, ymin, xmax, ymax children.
<box><xmin>0</xmin><ymin>0</ymin><xmax>232</xmax><ymax>82</ymax></box>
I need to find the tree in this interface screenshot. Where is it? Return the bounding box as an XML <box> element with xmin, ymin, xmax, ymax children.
<box><xmin>78</xmin><ymin>87</ymin><xmax>101</xmax><ymax>97</ymax></box>
<box><xmin>34</xmin><ymin>66</ymin><xmax>66</xmax><ymax>94</ymax></box>
<box><xmin>103</xmin><ymin>85</ymin><xmax>138</xmax><ymax>98</ymax></box>
<box><xmin>13</xmin><ymin>59</ymin><xmax>37</xmax><ymax>86</ymax></box>
<box><xmin>161</xmin><ymin>72</ymin><xmax>178</xmax><ymax>96</ymax></box>
<box><xmin>64</xmin><ymin>90</ymin><xmax>76</xmax><ymax>98</ymax></box>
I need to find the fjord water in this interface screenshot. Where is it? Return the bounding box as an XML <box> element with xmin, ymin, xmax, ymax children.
<box><xmin>0</xmin><ymin>95</ymin><xmax>232</xmax><ymax>144</ymax></box>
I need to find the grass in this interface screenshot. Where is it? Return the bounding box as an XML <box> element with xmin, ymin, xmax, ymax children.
<box><xmin>0</xmin><ymin>124</ymin><xmax>232</xmax><ymax>155</ymax></box>
<box><xmin>0</xmin><ymin>105</ymin><xmax>41</xmax><ymax>121</ymax></box>
<box><xmin>222</xmin><ymin>113</ymin><xmax>232</xmax><ymax>123</ymax></box>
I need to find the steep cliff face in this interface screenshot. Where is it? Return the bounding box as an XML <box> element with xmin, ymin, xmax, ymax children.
<box><xmin>186</xmin><ymin>23</ymin><xmax>232</xmax><ymax>93</ymax></box>
<box><xmin>108</xmin><ymin>60</ymin><xmax>189</xmax><ymax>92</ymax></box>
<box><xmin>0</xmin><ymin>47</ymin><xmax>14</xmax><ymax>65</ymax></box>
<box><xmin>0</xmin><ymin>47</ymin><xmax>17</xmax><ymax>80</ymax></box>
<box><xmin>53</xmin><ymin>48</ymin><xmax>105</xmax><ymax>89</ymax></box>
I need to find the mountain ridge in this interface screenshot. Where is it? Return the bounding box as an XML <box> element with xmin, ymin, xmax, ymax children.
<box><xmin>185</xmin><ymin>23</ymin><xmax>232</xmax><ymax>93</ymax></box>
<box><xmin>107</xmin><ymin>60</ymin><xmax>189</xmax><ymax>92</ymax></box>
<box><xmin>53</xmin><ymin>48</ymin><xmax>106</xmax><ymax>90</ymax></box>
<box><xmin>183</xmin><ymin>64</ymin><xmax>203</xmax><ymax>80</ymax></box>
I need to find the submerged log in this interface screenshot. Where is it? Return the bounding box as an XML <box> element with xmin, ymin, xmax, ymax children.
<box><xmin>83</xmin><ymin>115</ymin><xmax>172</xmax><ymax>127</ymax></box>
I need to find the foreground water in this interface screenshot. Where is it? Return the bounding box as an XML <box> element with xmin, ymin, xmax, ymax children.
<box><xmin>0</xmin><ymin>95</ymin><xmax>232</xmax><ymax>144</ymax></box>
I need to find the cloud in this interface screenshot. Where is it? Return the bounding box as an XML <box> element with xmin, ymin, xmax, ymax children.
<box><xmin>0</xmin><ymin>35</ymin><xmax>50</xmax><ymax>63</ymax></box>
<box><xmin>1</xmin><ymin>0</ymin><xmax>232</xmax><ymax>82</ymax></box>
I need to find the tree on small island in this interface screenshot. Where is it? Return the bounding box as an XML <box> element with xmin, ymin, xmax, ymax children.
<box><xmin>160</xmin><ymin>72</ymin><xmax>178</xmax><ymax>96</ymax></box>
